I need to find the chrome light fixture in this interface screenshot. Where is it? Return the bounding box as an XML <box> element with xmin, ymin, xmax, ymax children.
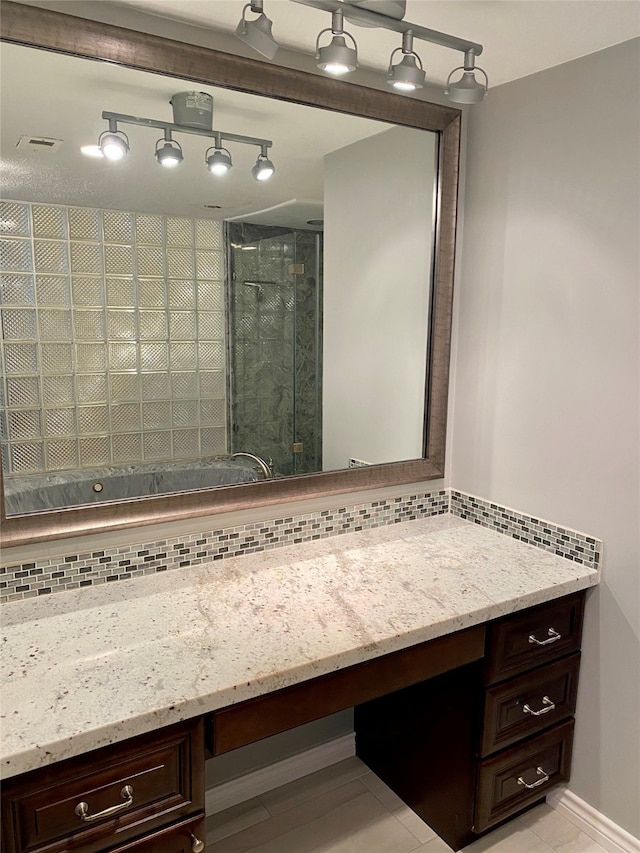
<box><xmin>97</xmin><ymin>97</ymin><xmax>274</xmax><ymax>179</ymax></box>
<box><xmin>98</xmin><ymin>128</ymin><xmax>129</xmax><ymax>161</ymax></box>
<box><xmin>236</xmin><ymin>0</ymin><xmax>279</xmax><ymax>60</ymax></box>
<box><xmin>387</xmin><ymin>30</ymin><xmax>425</xmax><ymax>92</ymax></box>
<box><xmin>252</xmin><ymin>148</ymin><xmax>275</xmax><ymax>181</ymax></box>
<box><xmin>315</xmin><ymin>9</ymin><xmax>358</xmax><ymax>76</ymax></box>
<box><xmin>155</xmin><ymin>133</ymin><xmax>183</xmax><ymax>168</ymax></box>
<box><xmin>206</xmin><ymin>146</ymin><xmax>233</xmax><ymax>176</ymax></box>
<box><xmin>288</xmin><ymin>0</ymin><xmax>488</xmax><ymax>105</ymax></box>
<box><xmin>445</xmin><ymin>50</ymin><xmax>489</xmax><ymax>104</ymax></box>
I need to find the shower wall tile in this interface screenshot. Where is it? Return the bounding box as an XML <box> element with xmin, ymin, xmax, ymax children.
<box><xmin>72</xmin><ymin>277</ymin><xmax>104</xmax><ymax>306</ymax></box>
<box><xmin>0</xmin><ymin>239</ymin><xmax>32</xmax><ymax>273</ymax></box>
<box><xmin>1</xmin><ymin>200</ymin><xmax>226</xmax><ymax>477</ymax></box>
<box><xmin>68</xmin><ymin>207</ymin><xmax>102</xmax><ymax>242</ymax></box>
<box><xmin>1</xmin><ymin>273</ymin><xmax>35</xmax><ymax>305</ymax></box>
<box><xmin>32</xmin><ymin>205</ymin><xmax>67</xmax><ymax>239</ymax></box>
<box><xmin>35</xmin><ymin>276</ymin><xmax>70</xmax><ymax>306</ymax></box>
<box><xmin>197</xmin><ymin>280</ymin><xmax>224</xmax><ymax>311</ymax></box>
<box><xmin>0</xmin><ymin>201</ymin><xmax>30</xmax><ymax>237</ymax></box>
<box><xmin>135</xmin><ymin>213</ymin><xmax>164</xmax><ymax>245</ymax></box>
<box><xmin>103</xmin><ymin>210</ymin><xmax>133</xmax><ymax>244</ymax></box>
<box><xmin>41</xmin><ymin>343</ymin><xmax>73</xmax><ymax>374</ymax></box>
<box><xmin>195</xmin><ymin>219</ymin><xmax>222</xmax><ymax>249</ymax></box>
<box><xmin>70</xmin><ymin>243</ymin><xmax>102</xmax><ymax>275</ymax></box>
<box><xmin>34</xmin><ymin>240</ymin><xmax>68</xmax><ymax>274</ymax></box>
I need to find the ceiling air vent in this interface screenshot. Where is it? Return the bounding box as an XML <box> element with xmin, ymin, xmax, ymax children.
<box><xmin>16</xmin><ymin>135</ymin><xmax>63</xmax><ymax>153</ymax></box>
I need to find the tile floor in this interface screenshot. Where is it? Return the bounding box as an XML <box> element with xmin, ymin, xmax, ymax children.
<box><xmin>205</xmin><ymin>757</ymin><xmax>609</xmax><ymax>853</ymax></box>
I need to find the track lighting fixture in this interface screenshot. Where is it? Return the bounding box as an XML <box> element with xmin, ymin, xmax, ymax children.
<box><xmin>445</xmin><ymin>50</ymin><xmax>489</xmax><ymax>104</ymax></box>
<box><xmin>243</xmin><ymin>0</ymin><xmax>488</xmax><ymax>105</ymax></box>
<box><xmin>315</xmin><ymin>9</ymin><xmax>358</xmax><ymax>76</ymax></box>
<box><xmin>206</xmin><ymin>146</ymin><xmax>233</xmax><ymax>176</ymax></box>
<box><xmin>387</xmin><ymin>31</ymin><xmax>425</xmax><ymax>92</ymax></box>
<box><xmin>236</xmin><ymin>0</ymin><xmax>279</xmax><ymax>60</ymax></box>
<box><xmin>252</xmin><ymin>149</ymin><xmax>275</xmax><ymax>181</ymax></box>
<box><xmin>155</xmin><ymin>133</ymin><xmax>183</xmax><ymax>168</ymax></box>
<box><xmin>94</xmin><ymin>93</ymin><xmax>275</xmax><ymax>179</ymax></box>
<box><xmin>98</xmin><ymin>128</ymin><xmax>129</xmax><ymax>161</ymax></box>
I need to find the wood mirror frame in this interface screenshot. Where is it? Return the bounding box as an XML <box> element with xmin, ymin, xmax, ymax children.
<box><xmin>0</xmin><ymin>1</ymin><xmax>461</xmax><ymax>547</ymax></box>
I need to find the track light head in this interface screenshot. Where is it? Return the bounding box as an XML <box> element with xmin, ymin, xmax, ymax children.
<box><xmin>316</xmin><ymin>9</ymin><xmax>358</xmax><ymax>76</ymax></box>
<box><xmin>251</xmin><ymin>152</ymin><xmax>275</xmax><ymax>181</ymax></box>
<box><xmin>98</xmin><ymin>129</ymin><xmax>129</xmax><ymax>161</ymax></box>
<box><xmin>206</xmin><ymin>146</ymin><xmax>233</xmax><ymax>176</ymax></box>
<box><xmin>155</xmin><ymin>137</ymin><xmax>183</xmax><ymax>168</ymax></box>
<box><xmin>386</xmin><ymin>31</ymin><xmax>425</xmax><ymax>92</ymax></box>
<box><xmin>445</xmin><ymin>51</ymin><xmax>488</xmax><ymax>104</ymax></box>
<box><xmin>236</xmin><ymin>1</ymin><xmax>279</xmax><ymax>60</ymax></box>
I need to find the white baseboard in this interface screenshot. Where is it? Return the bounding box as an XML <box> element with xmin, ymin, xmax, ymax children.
<box><xmin>547</xmin><ymin>788</ymin><xmax>640</xmax><ymax>853</ymax></box>
<box><xmin>205</xmin><ymin>733</ymin><xmax>356</xmax><ymax>815</ymax></box>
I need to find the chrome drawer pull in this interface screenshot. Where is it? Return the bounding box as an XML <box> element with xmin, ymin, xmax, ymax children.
<box><xmin>517</xmin><ymin>766</ymin><xmax>550</xmax><ymax>789</ymax></box>
<box><xmin>523</xmin><ymin>695</ymin><xmax>556</xmax><ymax>716</ymax></box>
<box><xmin>75</xmin><ymin>785</ymin><xmax>134</xmax><ymax>822</ymax></box>
<box><xmin>528</xmin><ymin>627</ymin><xmax>561</xmax><ymax>646</ymax></box>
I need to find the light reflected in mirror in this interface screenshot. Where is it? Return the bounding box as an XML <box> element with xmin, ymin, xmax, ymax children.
<box><xmin>0</xmin><ymin>42</ymin><xmax>437</xmax><ymax>516</ymax></box>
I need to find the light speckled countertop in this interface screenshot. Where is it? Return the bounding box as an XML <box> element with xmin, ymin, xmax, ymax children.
<box><xmin>0</xmin><ymin>515</ymin><xmax>599</xmax><ymax>780</ymax></box>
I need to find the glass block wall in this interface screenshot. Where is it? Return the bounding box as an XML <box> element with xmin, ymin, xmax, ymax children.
<box><xmin>0</xmin><ymin>200</ymin><xmax>227</xmax><ymax>477</ymax></box>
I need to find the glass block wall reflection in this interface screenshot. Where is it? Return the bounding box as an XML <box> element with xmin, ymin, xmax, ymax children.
<box><xmin>0</xmin><ymin>200</ymin><xmax>227</xmax><ymax>476</ymax></box>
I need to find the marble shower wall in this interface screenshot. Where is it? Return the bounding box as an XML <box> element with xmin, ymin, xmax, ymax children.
<box><xmin>0</xmin><ymin>200</ymin><xmax>227</xmax><ymax>478</ymax></box>
<box><xmin>228</xmin><ymin>224</ymin><xmax>322</xmax><ymax>476</ymax></box>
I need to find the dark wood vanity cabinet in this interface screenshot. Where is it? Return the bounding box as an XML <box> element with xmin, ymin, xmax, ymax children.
<box><xmin>355</xmin><ymin>590</ymin><xmax>586</xmax><ymax>851</ymax></box>
<box><xmin>0</xmin><ymin>719</ymin><xmax>206</xmax><ymax>853</ymax></box>
<box><xmin>1</xmin><ymin>590</ymin><xmax>587</xmax><ymax>853</ymax></box>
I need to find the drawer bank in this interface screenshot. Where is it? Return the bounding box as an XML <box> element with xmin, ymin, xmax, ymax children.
<box><xmin>1</xmin><ymin>517</ymin><xmax>598</xmax><ymax>851</ymax></box>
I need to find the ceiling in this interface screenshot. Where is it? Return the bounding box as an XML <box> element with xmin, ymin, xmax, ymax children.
<box><xmin>2</xmin><ymin>0</ymin><xmax>637</xmax><ymax>226</ymax></box>
<box><xmin>0</xmin><ymin>39</ymin><xmax>396</xmax><ymax>225</ymax></box>
<box><xmin>104</xmin><ymin>0</ymin><xmax>640</xmax><ymax>89</ymax></box>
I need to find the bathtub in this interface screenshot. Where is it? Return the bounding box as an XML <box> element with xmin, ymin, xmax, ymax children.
<box><xmin>3</xmin><ymin>457</ymin><xmax>260</xmax><ymax>515</ymax></box>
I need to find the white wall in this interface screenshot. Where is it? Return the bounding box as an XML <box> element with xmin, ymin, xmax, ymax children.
<box><xmin>323</xmin><ymin>126</ymin><xmax>436</xmax><ymax>469</ymax></box>
<box><xmin>451</xmin><ymin>39</ymin><xmax>640</xmax><ymax>836</ymax></box>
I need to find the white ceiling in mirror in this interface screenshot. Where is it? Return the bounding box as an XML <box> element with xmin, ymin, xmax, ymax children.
<box><xmin>0</xmin><ymin>42</ymin><xmax>394</xmax><ymax>227</ymax></box>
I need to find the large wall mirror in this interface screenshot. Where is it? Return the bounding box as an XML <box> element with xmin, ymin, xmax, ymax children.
<box><xmin>0</xmin><ymin>1</ymin><xmax>460</xmax><ymax>546</ymax></box>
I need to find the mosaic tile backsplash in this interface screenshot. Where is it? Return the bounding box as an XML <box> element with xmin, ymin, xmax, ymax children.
<box><xmin>0</xmin><ymin>200</ymin><xmax>227</xmax><ymax>478</ymax></box>
<box><xmin>0</xmin><ymin>488</ymin><xmax>601</xmax><ymax>603</ymax></box>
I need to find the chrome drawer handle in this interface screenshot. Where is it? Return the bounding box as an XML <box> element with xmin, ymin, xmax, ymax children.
<box><xmin>523</xmin><ymin>695</ymin><xmax>556</xmax><ymax>716</ymax></box>
<box><xmin>75</xmin><ymin>785</ymin><xmax>134</xmax><ymax>822</ymax></box>
<box><xmin>528</xmin><ymin>627</ymin><xmax>561</xmax><ymax>646</ymax></box>
<box><xmin>517</xmin><ymin>766</ymin><xmax>550</xmax><ymax>789</ymax></box>
<box><xmin>190</xmin><ymin>834</ymin><xmax>205</xmax><ymax>853</ymax></box>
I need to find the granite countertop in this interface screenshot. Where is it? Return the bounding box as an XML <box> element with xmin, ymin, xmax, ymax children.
<box><xmin>0</xmin><ymin>514</ymin><xmax>600</xmax><ymax>780</ymax></box>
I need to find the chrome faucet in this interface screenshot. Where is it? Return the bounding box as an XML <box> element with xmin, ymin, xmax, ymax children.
<box><xmin>231</xmin><ymin>452</ymin><xmax>273</xmax><ymax>479</ymax></box>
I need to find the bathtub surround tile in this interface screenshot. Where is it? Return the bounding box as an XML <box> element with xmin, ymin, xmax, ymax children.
<box><xmin>0</xmin><ymin>489</ymin><xmax>602</xmax><ymax>605</ymax></box>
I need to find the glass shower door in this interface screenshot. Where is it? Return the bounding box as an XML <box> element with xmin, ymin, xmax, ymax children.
<box><xmin>227</xmin><ymin>223</ymin><xmax>322</xmax><ymax>478</ymax></box>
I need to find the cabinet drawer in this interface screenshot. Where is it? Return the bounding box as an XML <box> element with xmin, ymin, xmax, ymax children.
<box><xmin>474</xmin><ymin>719</ymin><xmax>574</xmax><ymax>832</ymax></box>
<box><xmin>485</xmin><ymin>592</ymin><xmax>585</xmax><ymax>685</ymax></box>
<box><xmin>480</xmin><ymin>654</ymin><xmax>580</xmax><ymax>756</ymax></box>
<box><xmin>1</xmin><ymin>719</ymin><xmax>204</xmax><ymax>853</ymax></box>
<box><xmin>109</xmin><ymin>813</ymin><xmax>206</xmax><ymax>852</ymax></box>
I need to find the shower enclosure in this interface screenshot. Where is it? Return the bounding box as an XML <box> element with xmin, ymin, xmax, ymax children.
<box><xmin>226</xmin><ymin>222</ymin><xmax>323</xmax><ymax>477</ymax></box>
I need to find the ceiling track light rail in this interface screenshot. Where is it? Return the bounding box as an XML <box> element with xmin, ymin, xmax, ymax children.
<box><xmin>291</xmin><ymin>0</ymin><xmax>482</xmax><ymax>55</ymax></box>
<box><xmin>237</xmin><ymin>0</ymin><xmax>488</xmax><ymax>102</ymax></box>
<box><xmin>98</xmin><ymin>109</ymin><xmax>274</xmax><ymax>177</ymax></box>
